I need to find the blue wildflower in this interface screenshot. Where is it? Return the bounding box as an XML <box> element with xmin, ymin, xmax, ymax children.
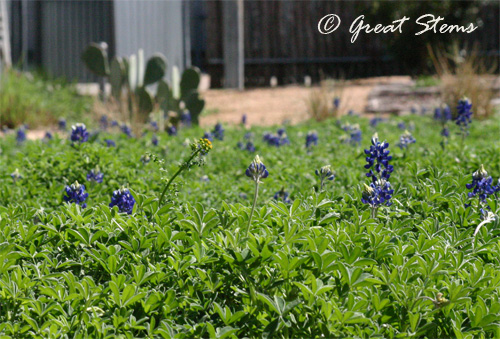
<box><xmin>369</xmin><ymin>117</ymin><xmax>384</xmax><ymax>128</ymax></box>
<box><xmin>63</xmin><ymin>181</ymin><xmax>89</xmax><ymax>208</ymax></box>
<box><xmin>397</xmin><ymin>122</ymin><xmax>406</xmax><ymax>130</ymax></box>
<box><xmin>109</xmin><ymin>188</ymin><xmax>135</xmax><ymax>214</ymax></box>
<box><xmin>100</xmin><ymin>115</ymin><xmax>109</xmax><ymax>130</ymax></box>
<box><xmin>455</xmin><ymin>97</ymin><xmax>473</xmax><ymax>135</ymax></box>
<box><xmin>274</xmin><ymin>188</ymin><xmax>292</xmax><ymax>204</ymax></box>
<box><xmin>111</xmin><ymin>120</ymin><xmax>119</xmax><ymax>127</ymax></box>
<box><xmin>397</xmin><ymin>130</ymin><xmax>416</xmax><ymax>149</ymax></box>
<box><xmin>213</xmin><ymin>123</ymin><xmax>225</xmax><ymax>140</ymax></box>
<box><xmin>410</xmin><ymin>107</ymin><xmax>417</xmax><ymax>115</ymax></box>
<box><xmin>152</xmin><ymin>134</ymin><xmax>158</xmax><ymax>146</ymax></box>
<box><xmin>442</xmin><ymin>105</ymin><xmax>452</xmax><ymax>121</ymax></box>
<box><xmin>362</xmin><ymin>133</ymin><xmax>394</xmax><ymax>210</ymax></box>
<box><xmin>441</xmin><ymin>127</ymin><xmax>450</xmax><ymax>138</ymax></box>
<box><xmin>362</xmin><ymin>181</ymin><xmax>394</xmax><ymax>208</ymax></box>
<box><xmin>244</xmin><ymin>132</ymin><xmax>253</xmax><ymax>140</ymax></box>
<box><xmin>87</xmin><ymin>168</ymin><xmax>104</xmax><ymax>183</ymax></box>
<box><xmin>181</xmin><ymin>110</ymin><xmax>192</xmax><ymax>126</ymax></box>
<box><xmin>167</xmin><ymin>125</ymin><xmax>177</xmax><ymax>136</ymax></box>
<box><xmin>201</xmin><ymin>175</ymin><xmax>210</xmax><ymax>182</ymax></box>
<box><xmin>306</xmin><ymin>131</ymin><xmax>318</xmax><ymax>148</ymax></box>
<box><xmin>70</xmin><ymin>123</ymin><xmax>89</xmax><ymax>143</ymax></box>
<box><xmin>44</xmin><ymin>132</ymin><xmax>53</xmax><ymax>140</ymax></box>
<box><xmin>121</xmin><ymin>124</ymin><xmax>133</xmax><ymax>138</ymax></box>
<box><xmin>246</xmin><ymin>155</ymin><xmax>269</xmax><ymax>183</ymax></box>
<box><xmin>16</xmin><ymin>128</ymin><xmax>26</xmax><ymax>144</ymax></box>
<box><xmin>316</xmin><ymin>165</ymin><xmax>335</xmax><ymax>190</ymax></box>
<box><xmin>150</xmin><ymin>121</ymin><xmax>159</xmax><ymax>132</ymax></box>
<box><xmin>333</xmin><ymin>97</ymin><xmax>340</xmax><ymax>109</ymax></box>
<box><xmin>263</xmin><ymin>129</ymin><xmax>289</xmax><ymax>147</ymax></box>
<box><xmin>58</xmin><ymin>118</ymin><xmax>67</xmax><ymax>130</ymax></box>
<box><xmin>239</xmin><ymin>141</ymin><xmax>256</xmax><ymax>153</ymax></box>
<box><xmin>242</xmin><ymin>114</ymin><xmax>247</xmax><ymax>125</ymax></box>
<box><xmin>466</xmin><ymin>165</ymin><xmax>496</xmax><ymax>205</ymax></box>
<box><xmin>141</xmin><ymin>154</ymin><xmax>151</xmax><ymax>164</ymax></box>
<box><xmin>364</xmin><ymin>133</ymin><xmax>393</xmax><ymax>181</ymax></box>
<box><xmin>203</xmin><ymin>131</ymin><xmax>214</xmax><ymax>142</ymax></box>
<box><xmin>105</xmin><ymin>139</ymin><xmax>116</xmax><ymax>147</ymax></box>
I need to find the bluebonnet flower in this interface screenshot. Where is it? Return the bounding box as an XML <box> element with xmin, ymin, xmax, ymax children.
<box><xmin>203</xmin><ymin>131</ymin><xmax>214</xmax><ymax>142</ymax></box>
<box><xmin>420</xmin><ymin>107</ymin><xmax>428</xmax><ymax>115</ymax></box>
<box><xmin>455</xmin><ymin>97</ymin><xmax>473</xmax><ymax>136</ymax></box>
<box><xmin>274</xmin><ymin>188</ymin><xmax>292</xmax><ymax>204</ymax></box>
<box><xmin>246</xmin><ymin>155</ymin><xmax>269</xmax><ymax>183</ymax></box>
<box><xmin>181</xmin><ymin>110</ymin><xmax>192</xmax><ymax>126</ymax></box>
<box><xmin>167</xmin><ymin>125</ymin><xmax>177</xmax><ymax>136</ymax></box>
<box><xmin>87</xmin><ymin>168</ymin><xmax>104</xmax><ymax>183</ymax></box>
<box><xmin>340</xmin><ymin>123</ymin><xmax>362</xmax><ymax>146</ymax></box>
<box><xmin>239</xmin><ymin>141</ymin><xmax>256</xmax><ymax>153</ymax></box>
<box><xmin>200</xmin><ymin>175</ymin><xmax>210</xmax><ymax>182</ymax></box>
<box><xmin>362</xmin><ymin>133</ymin><xmax>394</xmax><ymax>211</ymax></box>
<box><xmin>150</xmin><ymin>121</ymin><xmax>159</xmax><ymax>132</ymax></box>
<box><xmin>316</xmin><ymin>165</ymin><xmax>335</xmax><ymax>190</ymax></box>
<box><xmin>70</xmin><ymin>123</ymin><xmax>89</xmax><ymax>143</ymax></box>
<box><xmin>397</xmin><ymin>122</ymin><xmax>406</xmax><ymax>130</ymax></box>
<box><xmin>362</xmin><ymin>181</ymin><xmax>394</xmax><ymax>208</ymax></box>
<box><xmin>397</xmin><ymin>130</ymin><xmax>416</xmax><ymax>149</ymax></box>
<box><xmin>242</xmin><ymin>114</ymin><xmax>247</xmax><ymax>125</ymax></box>
<box><xmin>364</xmin><ymin>133</ymin><xmax>393</xmax><ymax>181</ymax></box>
<box><xmin>466</xmin><ymin>165</ymin><xmax>496</xmax><ymax>205</ymax></box>
<box><xmin>44</xmin><ymin>132</ymin><xmax>53</xmax><ymax>140</ymax></box>
<box><xmin>105</xmin><ymin>139</ymin><xmax>116</xmax><ymax>147</ymax></box>
<box><xmin>58</xmin><ymin>118</ymin><xmax>67</xmax><ymax>130</ymax></box>
<box><xmin>442</xmin><ymin>105</ymin><xmax>452</xmax><ymax>121</ymax></box>
<box><xmin>244</xmin><ymin>132</ymin><xmax>253</xmax><ymax>140</ymax></box>
<box><xmin>152</xmin><ymin>134</ymin><xmax>158</xmax><ymax>146</ymax></box>
<box><xmin>333</xmin><ymin>97</ymin><xmax>340</xmax><ymax>109</ymax></box>
<box><xmin>63</xmin><ymin>181</ymin><xmax>89</xmax><ymax>208</ymax></box>
<box><xmin>213</xmin><ymin>123</ymin><xmax>225</xmax><ymax>141</ymax></box>
<box><xmin>434</xmin><ymin>107</ymin><xmax>442</xmax><ymax>121</ymax></box>
<box><xmin>16</xmin><ymin>128</ymin><xmax>26</xmax><ymax>144</ymax></box>
<box><xmin>263</xmin><ymin>129</ymin><xmax>289</xmax><ymax>147</ymax></box>
<box><xmin>306</xmin><ymin>131</ymin><xmax>318</xmax><ymax>148</ymax></box>
<box><xmin>121</xmin><ymin>124</ymin><xmax>133</xmax><ymax>138</ymax></box>
<box><xmin>109</xmin><ymin>187</ymin><xmax>135</xmax><ymax>214</ymax></box>
<box><xmin>100</xmin><ymin>115</ymin><xmax>109</xmax><ymax>130</ymax></box>
<box><xmin>410</xmin><ymin>106</ymin><xmax>417</xmax><ymax>115</ymax></box>
<box><xmin>441</xmin><ymin>127</ymin><xmax>450</xmax><ymax>138</ymax></box>
<box><xmin>111</xmin><ymin>120</ymin><xmax>119</xmax><ymax>127</ymax></box>
<box><xmin>348</xmin><ymin>110</ymin><xmax>355</xmax><ymax>116</ymax></box>
<box><xmin>11</xmin><ymin>169</ymin><xmax>22</xmax><ymax>182</ymax></box>
<box><xmin>369</xmin><ymin>117</ymin><xmax>384</xmax><ymax>128</ymax></box>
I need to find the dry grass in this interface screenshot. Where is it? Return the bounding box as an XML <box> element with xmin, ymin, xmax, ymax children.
<box><xmin>428</xmin><ymin>43</ymin><xmax>498</xmax><ymax>119</ymax></box>
<box><xmin>306</xmin><ymin>79</ymin><xmax>347</xmax><ymax>121</ymax></box>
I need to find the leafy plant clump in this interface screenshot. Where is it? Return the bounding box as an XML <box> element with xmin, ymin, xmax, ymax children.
<box><xmin>0</xmin><ymin>69</ymin><xmax>92</xmax><ymax>129</ymax></box>
<box><xmin>0</xmin><ymin>112</ymin><xmax>499</xmax><ymax>338</ymax></box>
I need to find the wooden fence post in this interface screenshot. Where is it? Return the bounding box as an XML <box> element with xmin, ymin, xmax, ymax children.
<box><xmin>223</xmin><ymin>0</ymin><xmax>244</xmax><ymax>90</ymax></box>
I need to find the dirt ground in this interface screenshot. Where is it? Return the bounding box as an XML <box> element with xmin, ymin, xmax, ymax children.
<box><xmin>200</xmin><ymin>76</ymin><xmax>412</xmax><ymax>126</ymax></box>
<box><xmin>18</xmin><ymin>76</ymin><xmax>413</xmax><ymax>139</ymax></box>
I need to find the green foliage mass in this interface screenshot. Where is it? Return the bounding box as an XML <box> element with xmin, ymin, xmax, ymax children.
<box><xmin>0</xmin><ymin>114</ymin><xmax>499</xmax><ymax>338</ymax></box>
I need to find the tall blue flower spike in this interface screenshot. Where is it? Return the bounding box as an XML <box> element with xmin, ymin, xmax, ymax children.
<box><xmin>109</xmin><ymin>188</ymin><xmax>136</xmax><ymax>214</ymax></box>
<box><xmin>397</xmin><ymin>130</ymin><xmax>416</xmax><ymax>149</ymax></box>
<box><xmin>455</xmin><ymin>97</ymin><xmax>473</xmax><ymax>136</ymax></box>
<box><xmin>213</xmin><ymin>123</ymin><xmax>225</xmax><ymax>140</ymax></box>
<box><xmin>466</xmin><ymin>165</ymin><xmax>496</xmax><ymax>205</ymax></box>
<box><xmin>87</xmin><ymin>168</ymin><xmax>104</xmax><ymax>183</ymax></box>
<box><xmin>245</xmin><ymin>155</ymin><xmax>269</xmax><ymax>183</ymax></box>
<box><xmin>70</xmin><ymin>123</ymin><xmax>89</xmax><ymax>143</ymax></box>
<box><xmin>64</xmin><ymin>181</ymin><xmax>89</xmax><ymax>208</ymax></box>
<box><xmin>306</xmin><ymin>131</ymin><xmax>318</xmax><ymax>148</ymax></box>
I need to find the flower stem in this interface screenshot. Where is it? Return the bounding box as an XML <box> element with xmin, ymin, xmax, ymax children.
<box><xmin>371</xmin><ymin>207</ymin><xmax>378</xmax><ymax>219</ymax></box>
<box><xmin>246</xmin><ymin>181</ymin><xmax>260</xmax><ymax>238</ymax></box>
<box><xmin>158</xmin><ymin>149</ymin><xmax>201</xmax><ymax>206</ymax></box>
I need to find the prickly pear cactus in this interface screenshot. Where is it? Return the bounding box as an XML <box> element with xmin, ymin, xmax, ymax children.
<box><xmin>110</xmin><ymin>57</ymin><xmax>125</xmax><ymax>101</ymax></box>
<box><xmin>144</xmin><ymin>54</ymin><xmax>167</xmax><ymax>86</ymax></box>
<box><xmin>81</xmin><ymin>42</ymin><xmax>110</xmax><ymax>77</ymax></box>
<box><xmin>180</xmin><ymin>67</ymin><xmax>204</xmax><ymax>125</ymax></box>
